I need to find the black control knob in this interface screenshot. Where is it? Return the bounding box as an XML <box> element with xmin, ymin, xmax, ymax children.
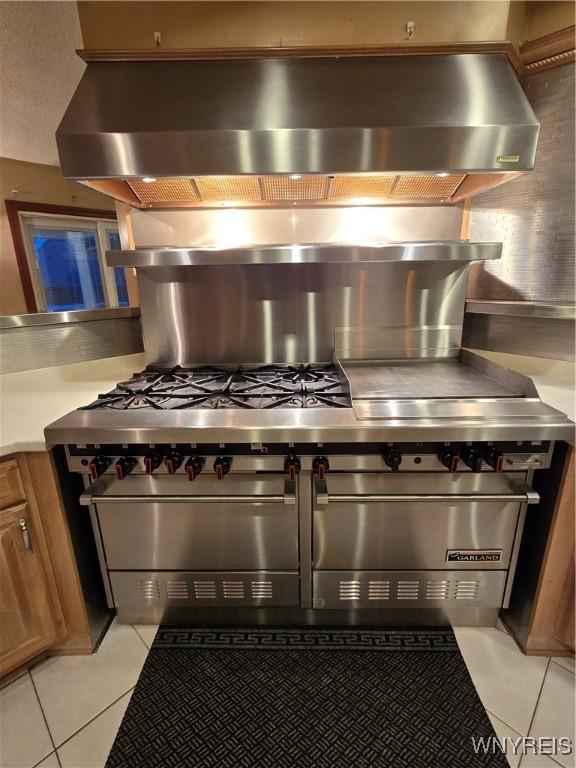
<box><xmin>214</xmin><ymin>456</ymin><xmax>231</xmax><ymax>480</ymax></box>
<box><xmin>383</xmin><ymin>447</ymin><xmax>402</xmax><ymax>472</ymax></box>
<box><xmin>312</xmin><ymin>456</ymin><xmax>330</xmax><ymax>480</ymax></box>
<box><xmin>439</xmin><ymin>449</ymin><xmax>459</xmax><ymax>473</ymax></box>
<box><xmin>88</xmin><ymin>454</ymin><xmax>111</xmax><ymax>480</ymax></box>
<box><xmin>462</xmin><ymin>447</ymin><xmax>483</xmax><ymax>473</ymax></box>
<box><xmin>144</xmin><ymin>451</ymin><xmax>162</xmax><ymax>475</ymax></box>
<box><xmin>284</xmin><ymin>454</ymin><xmax>301</xmax><ymax>482</ymax></box>
<box><xmin>164</xmin><ymin>450</ymin><xmax>183</xmax><ymax>475</ymax></box>
<box><xmin>484</xmin><ymin>447</ymin><xmax>504</xmax><ymax>472</ymax></box>
<box><xmin>185</xmin><ymin>455</ymin><xmax>204</xmax><ymax>481</ymax></box>
<box><xmin>114</xmin><ymin>456</ymin><xmax>137</xmax><ymax>480</ymax></box>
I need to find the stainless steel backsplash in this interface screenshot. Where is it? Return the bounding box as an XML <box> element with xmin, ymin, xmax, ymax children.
<box><xmin>467</xmin><ymin>64</ymin><xmax>575</xmax><ymax>302</ymax></box>
<box><xmin>130</xmin><ymin>205</ymin><xmax>467</xmax><ymax>366</ymax></box>
<box><xmin>138</xmin><ymin>262</ymin><xmax>469</xmax><ymax>366</ymax></box>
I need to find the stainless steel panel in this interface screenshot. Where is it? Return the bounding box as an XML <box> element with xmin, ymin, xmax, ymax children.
<box><xmin>335</xmin><ymin>326</ymin><xmax>462</xmax><ymax>360</ymax></box>
<box><xmin>44</xmin><ymin>398</ymin><xmax>575</xmax><ymax>446</ymax></box>
<box><xmin>460</xmin><ymin>349</ymin><xmax>539</xmax><ymax>397</ymax></box>
<box><xmin>313</xmin><ymin>570</ymin><xmax>507</xmax><ymax>610</ymax></box>
<box><xmin>128</xmin><ymin>206</ymin><xmax>463</xmax><ymax>248</ymax></box>
<box><xmin>465</xmin><ymin>301</ymin><xmax>576</xmax><ymax>320</ymax></box>
<box><xmin>313</xmin><ymin>472</ymin><xmax>532</xmax><ymax>497</ymax></box>
<box><xmin>136</xmin><ymin>261</ymin><xmax>469</xmax><ymax>366</ymax></box>
<box><xmin>0</xmin><ymin>308</ymin><xmax>140</xmax><ymax>329</ymax></box>
<box><xmin>462</xmin><ymin>314</ymin><xmax>575</xmax><ymax>362</ymax></box>
<box><xmin>57</xmin><ymin>55</ymin><xmax>538</xmax><ymax>178</ymax></box>
<box><xmin>352</xmin><ymin>398</ymin><xmax>561</xmax><ymax>421</ymax></box>
<box><xmin>468</xmin><ymin>64</ymin><xmax>574</xmax><ymax>303</ymax></box>
<box><xmin>344</xmin><ymin>360</ymin><xmax>518</xmax><ymax>400</ymax></box>
<box><xmin>0</xmin><ymin>317</ymin><xmax>143</xmax><ymax>374</ymax></box>
<box><xmin>66</xmin><ymin>451</ymin><xmax>554</xmax><ymax>476</ymax></box>
<box><xmin>313</xmin><ymin>473</ymin><xmax>523</xmax><ymax>570</ymax></box>
<box><xmin>108</xmin><ymin>243</ymin><xmax>501</xmax><ymax>268</ymax></box>
<box><xmin>109</xmin><ymin>571</ymin><xmax>300</xmax><ymax>612</ymax></box>
<box><xmin>95</xmin><ymin>476</ymin><xmax>298</xmax><ymax>570</ymax></box>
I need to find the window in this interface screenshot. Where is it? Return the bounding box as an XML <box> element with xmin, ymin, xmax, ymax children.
<box><xmin>17</xmin><ymin>210</ymin><xmax>128</xmax><ymax>312</ymax></box>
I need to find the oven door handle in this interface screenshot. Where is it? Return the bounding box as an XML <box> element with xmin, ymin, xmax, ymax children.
<box><xmin>314</xmin><ymin>478</ymin><xmax>539</xmax><ymax>505</ymax></box>
<box><xmin>80</xmin><ymin>477</ymin><xmax>297</xmax><ymax>505</ymax></box>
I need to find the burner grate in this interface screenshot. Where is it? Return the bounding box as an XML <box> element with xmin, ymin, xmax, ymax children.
<box><xmin>81</xmin><ymin>365</ymin><xmax>351</xmax><ymax>411</ymax></box>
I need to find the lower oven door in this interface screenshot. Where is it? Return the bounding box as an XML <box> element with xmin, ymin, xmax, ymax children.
<box><xmin>81</xmin><ymin>474</ymin><xmax>300</xmax><ymax>616</ymax></box>
<box><xmin>313</xmin><ymin>472</ymin><xmax>538</xmax><ymax>571</ymax></box>
<box><xmin>312</xmin><ymin>473</ymin><xmax>538</xmax><ymax>619</ymax></box>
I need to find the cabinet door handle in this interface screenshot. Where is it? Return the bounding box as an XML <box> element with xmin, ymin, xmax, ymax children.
<box><xmin>18</xmin><ymin>518</ymin><xmax>33</xmax><ymax>553</ymax></box>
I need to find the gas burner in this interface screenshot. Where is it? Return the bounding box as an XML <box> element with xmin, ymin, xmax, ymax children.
<box><xmin>81</xmin><ymin>365</ymin><xmax>351</xmax><ymax>411</ymax></box>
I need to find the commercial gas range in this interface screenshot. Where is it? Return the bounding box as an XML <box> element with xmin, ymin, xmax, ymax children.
<box><xmin>50</xmin><ymin>48</ymin><xmax>568</xmax><ymax>630</ymax></box>
<box><xmin>46</xmin><ymin>351</ymin><xmax>572</xmax><ymax>627</ymax></box>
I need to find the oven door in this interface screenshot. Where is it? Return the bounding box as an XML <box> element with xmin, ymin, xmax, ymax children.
<box><xmin>313</xmin><ymin>472</ymin><xmax>538</xmax><ymax>571</ymax></box>
<box><xmin>81</xmin><ymin>474</ymin><xmax>298</xmax><ymax>571</ymax></box>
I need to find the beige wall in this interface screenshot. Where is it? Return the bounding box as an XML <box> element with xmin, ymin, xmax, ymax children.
<box><xmin>0</xmin><ymin>1</ymin><xmax>85</xmax><ymax>166</ymax></box>
<box><xmin>0</xmin><ymin>158</ymin><xmax>114</xmax><ymax>315</ymax></box>
<box><xmin>524</xmin><ymin>1</ymin><xmax>575</xmax><ymax>41</ymax></box>
<box><xmin>78</xmin><ymin>1</ymin><xmax>515</xmax><ymax>49</ymax></box>
<box><xmin>77</xmin><ymin>1</ymin><xmax>575</xmax><ymax>51</ymax></box>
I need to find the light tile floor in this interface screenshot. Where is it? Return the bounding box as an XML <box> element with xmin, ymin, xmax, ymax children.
<box><xmin>0</xmin><ymin>620</ymin><xmax>573</xmax><ymax>768</ymax></box>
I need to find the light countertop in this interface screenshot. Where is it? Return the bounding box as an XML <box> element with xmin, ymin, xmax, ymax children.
<box><xmin>0</xmin><ymin>354</ymin><xmax>145</xmax><ymax>457</ymax></box>
<box><xmin>469</xmin><ymin>349</ymin><xmax>575</xmax><ymax>423</ymax></box>
<box><xmin>0</xmin><ymin>350</ymin><xmax>573</xmax><ymax>457</ymax></box>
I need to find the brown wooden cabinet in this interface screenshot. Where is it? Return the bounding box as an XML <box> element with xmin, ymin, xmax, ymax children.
<box><xmin>0</xmin><ymin>454</ymin><xmax>90</xmax><ymax>678</ymax></box>
<box><xmin>526</xmin><ymin>447</ymin><xmax>575</xmax><ymax>654</ymax></box>
<box><xmin>0</xmin><ymin>501</ymin><xmax>62</xmax><ymax>673</ymax></box>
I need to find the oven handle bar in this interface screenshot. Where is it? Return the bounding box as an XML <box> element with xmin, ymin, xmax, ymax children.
<box><xmin>314</xmin><ymin>479</ymin><xmax>539</xmax><ymax>505</ymax></box>
<box><xmin>79</xmin><ymin>478</ymin><xmax>297</xmax><ymax>505</ymax></box>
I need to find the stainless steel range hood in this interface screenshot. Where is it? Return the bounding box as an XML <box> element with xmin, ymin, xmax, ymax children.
<box><xmin>57</xmin><ymin>53</ymin><xmax>539</xmax><ymax>209</ymax></box>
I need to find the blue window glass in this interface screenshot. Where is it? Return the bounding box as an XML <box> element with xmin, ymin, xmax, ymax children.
<box><xmin>31</xmin><ymin>228</ymin><xmax>106</xmax><ymax>311</ymax></box>
<box><xmin>107</xmin><ymin>230</ymin><xmax>129</xmax><ymax>307</ymax></box>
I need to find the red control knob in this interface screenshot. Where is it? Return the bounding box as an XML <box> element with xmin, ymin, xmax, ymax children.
<box><xmin>164</xmin><ymin>450</ymin><xmax>183</xmax><ymax>475</ymax></box>
<box><xmin>88</xmin><ymin>454</ymin><xmax>111</xmax><ymax>480</ymax></box>
<box><xmin>439</xmin><ymin>450</ymin><xmax>459</xmax><ymax>473</ymax></box>
<box><xmin>185</xmin><ymin>455</ymin><xmax>203</xmax><ymax>481</ymax></box>
<box><xmin>284</xmin><ymin>455</ymin><xmax>301</xmax><ymax>482</ymax></box>
<box><xmin>114</xmin><ymin>456</ymin><xmax>137</xmax><ymax>480</ymax></box>
<box><xmin>213</xmin><ymin>457</ymin><xmax>231</xmax><ymax>480</ymax></box>
<box><xmin>144</xmin><ymin>452</ymin><xmax>162</xmax><ymax>475</ymax></box>
<box><xmin>484</xmin><ymin>448</ymin><xmax>504</xmax><ymax>472</ymax></box>
<box><xmin>312</xmin><ymin>456</ymin><xmax>330</xmax><ymax>480</ymax></box>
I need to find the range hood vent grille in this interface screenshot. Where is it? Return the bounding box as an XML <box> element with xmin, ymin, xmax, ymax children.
<box><xmin>104</xmin><ymin>173</ymin><xmax>470</xmax><ymax>210</ymax></box>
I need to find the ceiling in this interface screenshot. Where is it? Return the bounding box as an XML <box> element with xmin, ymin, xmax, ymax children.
<box><xmin>0</xmin><ymin>1</ymin><xmax>85</xmax><ymax>166</ymax></box>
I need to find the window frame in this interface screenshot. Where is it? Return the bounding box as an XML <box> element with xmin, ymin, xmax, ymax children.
<box><xmin>5</xmin><ymin>200</ymin><xmax>120</xmax><ymax>313</ymax></box>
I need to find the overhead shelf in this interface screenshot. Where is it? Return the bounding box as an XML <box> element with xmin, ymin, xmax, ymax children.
<box><xmin>107</xmin><ymin>242</ymin><xmax>502</xmax><ymax>268</ymax></box>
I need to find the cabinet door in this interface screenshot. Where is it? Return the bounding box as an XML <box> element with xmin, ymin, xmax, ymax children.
<box><xmin>0</xmin><ymin>502</ymin><xmax>60</xmax><ymax>675</ymax></box>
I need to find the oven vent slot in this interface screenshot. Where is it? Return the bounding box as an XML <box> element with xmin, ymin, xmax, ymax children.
<box><xmin>338</xmin><ymin>581</ymin><xmax>362</xmax><ymax>600</ymax></box>
<box><xmin>455</xmin><ymin>580</ymin><xmax>480</xmax><ymax>600</ymax></box>
<box><xmin>193</xmin><ymin>580</ymin><xmax>217</xmax><ymax>599</ymax></box>
<box><xmin>425</xmin><ymin>581</ymin><xmax>451</xmax><ymax>600</ymax></box>
<box><xmin>251</xmin><ymin>581</ymin><xmax>273</xmax><ymax>599</ymax></box>
<box><xmin>368</xmin><ymin>581</ymin><xmax>391</xmax><ymax>600</ymax></box>
<box><xmin>397</xmin><ymin>581</ymin><xmax>420</xmax><ymax>600</ymax></box>
<box><xmin>166</xmin><ymin>580</ymin><xmax>189</xmax><ymax>599</ymax></box>
<box><xmin>136</xmin><ymin>580</ymin><xmax>161</xmax><ymax>600</ymax></box>
<box><xmin>223</xmin><ymin>581</ymin><xmax>245</xmax><ymax>599</ymax></box>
